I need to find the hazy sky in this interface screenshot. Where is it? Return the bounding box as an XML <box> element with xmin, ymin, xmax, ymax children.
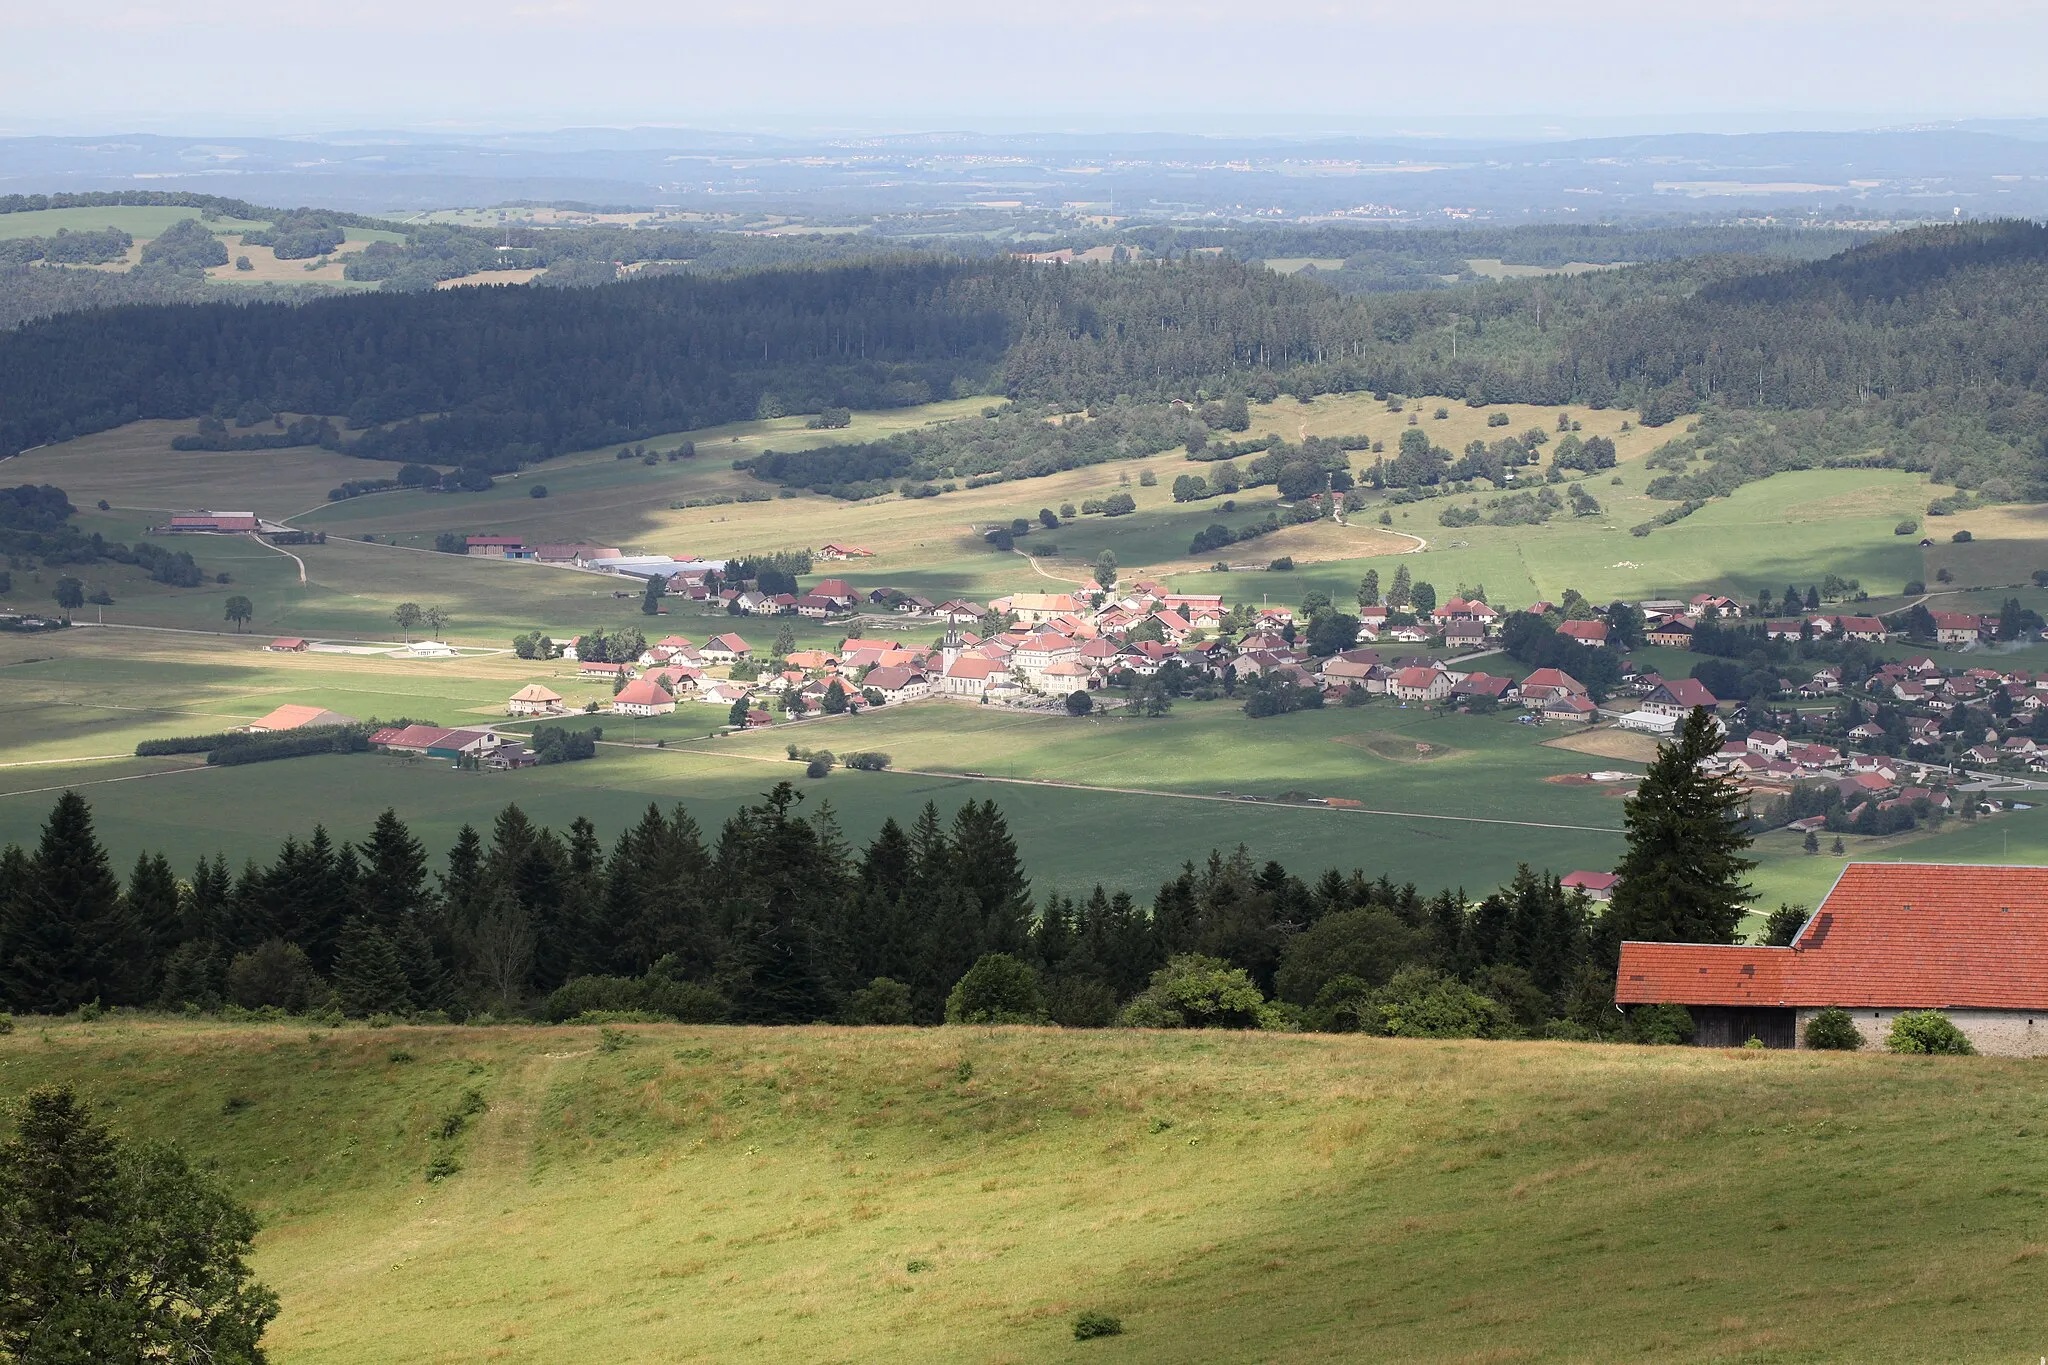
<box><xmin>4</xmin><ymin>0</ymin><xmax>2046</xmax><ymax>135</ymax></box>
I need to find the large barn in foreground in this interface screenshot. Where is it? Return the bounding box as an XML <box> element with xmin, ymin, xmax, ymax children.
<box><xmin>1616</xmin><ymin>863</ymin><xmax>2048</xmax><ymax>1055</ymax></box>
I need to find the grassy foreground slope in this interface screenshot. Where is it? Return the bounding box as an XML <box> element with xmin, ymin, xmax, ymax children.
<box><xmin>2</xmin><ymin>1022</ymin><xmax>2043</xmax><ymax>1364</ymax></box>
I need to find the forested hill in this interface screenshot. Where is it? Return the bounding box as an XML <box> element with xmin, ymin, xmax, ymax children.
<box><xmin>0</xmin><ymin>256</ymin><xmax>1379</xmax><ymax>465</ymax></box>
<box><xmin>1574</xmin><ymin>220</ymin><xmax>2048</xmax><ymax>428</ymax></box>
<box><xmin>6</xmin><ymin>222</ymin><xmax>2048</xmax><ymax>472</ymax></box>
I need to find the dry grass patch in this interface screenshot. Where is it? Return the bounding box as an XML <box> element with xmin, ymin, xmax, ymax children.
<box><xmin>1539</xmin><ymin>727</ymin><xmax>1663</xmax><ymax>764</ymax></box>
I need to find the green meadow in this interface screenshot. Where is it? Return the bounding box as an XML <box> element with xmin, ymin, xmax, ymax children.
<box><xmin>9</xmin><ymin>391</ymin><xmax>2048</xmax><ymax>904</ymax></box>
<box><xmin>3</xmin><ymin>1020</ymin><xmax>2046</xmax><ymax>1364</ymax></box>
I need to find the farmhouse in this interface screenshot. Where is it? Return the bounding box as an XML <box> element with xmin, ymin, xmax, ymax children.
<box><xmin>532</xmin><ymin>543</ymin><xmax>623</xmax><ymax>566</ymax></box>
<box><xmin>370</xmin><ymin>724</ymin><xmax>454</xmax><ymax>754</ymax></box>
<box><xmin>427</xmin><ymin>729</ymin><xmax>501</xmax><ymax>761</ymax></box>
<box><xmin>247</xmin><ymin>704</ymin><xmax>357</xmax><ymax>732</ymax></box>
<box><xmin>1830</xmin><ymin>615</ymin><xmax>1889</xmax><ymax>642</ymax></box>
<box><xmin>1000</xmin><ymin>592</ymin><xmax>1089</xmax><ymax>625</ymax></box>
<box><xmin>1931</xmin><ymin>611</ymin><xmax>1993</xmax><ymax>647</ymax></box>
<box><xmin>1646</xmin><ymin>618</ymin><xmax>1693</xmax><ymax>648</ymax></box>
<box><xmin>701</xmin><ymin>634</ymin><xmax>753</xmax><ymax>663</ymax></box>
<box><xmin>1617</xmin><ymin>863</ymin><xmax>2048</xmax><ymax>1054</ymax></box>
<box><xmin>1450</xmin><ymin>672</ymin><xmax>1515</xmax><ymax>703</ymax></box>
<box><xmin>579</xmin><ymin>661</ymin><xmax>635</xmax><ymax>681</ymax></box>
<box><xmin>817</xmin><ymin>543</ymin><xmax>874</xmax><ymax>560</ymax></box>
<box><xmin>611</xmin><ymin>678</ymin><xmax>678</xmax><ymax>717</ymax></box>
<box><xmin>1641</xmin><ymin>678</ymin><xmax>1718</xmax><ymax>717</ymax></box>
<box><xmin>166</xmin><ymin>511</ymin><xmax>259</xmax><ymax>533</ymax></box>
<box><xmin>466</xmin><ymin>535</ymin><xmax>524</xmax><ymax>557</ymax></box>
<box><xmin>1518</xmin><ymin>668</ymin><xmax>1587</xmax><ymax>707</ymax></box>
<box><xmin>506</xmin><ymin>684</ymin><xmax>565</xmax><ymax>717</ymax></box>
<box><xmin>1390</xmin><ymin>666</ymin><xmax>1451</xmax><ymax>702</ymax></box>
<box><xmin>1556</xmin><ymin>619</ymin><xmax>1609</xmax><ymax>647</ymax></box>
<box><xmin>1560</xmin><ymin>870</ymin><xmax>1619</xmax><ymax>902</ymax></box>
<box><xmin>265</xmin><ymin>637</ymin><xmax>308</xmax><ymax>652</ymax></box>
<box><xmin>861</xmin><ymin>666</ymin><xmax>931</xmax><ymax>703</ymax></box>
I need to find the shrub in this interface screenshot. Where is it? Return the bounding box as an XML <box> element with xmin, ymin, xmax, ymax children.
<box><xmin>1627</xmin><ymin>1002</ymin><xmax>1695</xmax><ymax>1045</ymax></box>
<box><xmin>1903</xmin><ymin>580</ymin><xmax>1926</xmax><ymax>595</ymax></box>
<box><xmin>0</xmin><ymin>1012</ymin><xmax>12</xmax><ymax>1035</ymax></box>
<box><xmin>1065</xmin><ymin>690</ymin><xmax>1093</xmax><ymax>716</ymax></box>
<box><xmin>226</xmin><ymin>939</ymin><xmax>323</xmax><ymax>1012</ymax></box>
<box><xmin>1368</xmin><ymin>966</ymin><xmax>1507</xmax><ymax>1039</ymax></box>
<box><xmin>842</xmin><ymin>751</ymin><xmax>890</xmax><ymax>771</ymax></box>
<box><xmin>1268</xmin><ymin>556</ymin><xmax>1295</xmax><ymax>571</ymax></box>
<box><xmin>1893</xmin><ymin>518</ymin><xmax>1919</xmax><ymax>535</ymax></box>
<box><xmin>1887</xmin><ymin>1010</ymin><xmax>1975</xmax><ymax>1054</ymax></box>
<box><xmin>1073</xmin><ymin>1311</ymin><xmax>1124</xmax><ymax>1340</ymax></box>
<box><xmin>540</xmin><ymin>959</ymin><xmax>730</xmax><ymax>1023</ymax></box>
<box><xmin>1803</xmin><ymin>1007</ymin><xmax>1863</xmax><ymax>1050</ymax></box>
<box><xmin>1951</xmin><ymin>529</ymin><xmax>1973</xmax><ymax>543</ymax></box>
<box><xmin>1119</xmin><ymin>955</ymin><xmax>1274</xmax><ymax>1029</ymax></box>
<box><xmin>944</xmin><ymin>954</ymin><xmax>1047</xmax><ymax>1024</ymax></box>
<box><xmin>841</xmin><ymin>977</ymin><xmax>913</xmax><ymax>1025</ymax></box>
<box><xmin>529</xmin><ymin>484</ymin><xmax>548</xmax><ymax>499</ymax></box>
<box><xmin>425</xmin><ymin>1155</ymin><xmax>461</xmax><ymax>1182</ymax></box>
<box><xmin>805</xmin><ymin>757</ymin><xmax>831</xmax><ymax>778</ymax></box>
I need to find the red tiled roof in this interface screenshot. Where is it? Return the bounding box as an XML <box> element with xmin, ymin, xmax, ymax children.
<box><xmin>614</xmin><ymin>678</ymin><xmax>674</xmax><ymax>706</ymax></box>
<box><xmin>1617</xmin><ymin>863</ymin><xmax>2048</xmax><ymax>1009</ymax></box>
<box><xmin>1561</xmin><ymin>870</ymin><xmax>1619</xmax><ymax>892</ymax></box>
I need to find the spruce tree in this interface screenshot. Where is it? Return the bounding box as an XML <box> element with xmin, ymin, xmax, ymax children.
<box><xmin>357</xmin><ymin>809</ymin><xmax>429</xmax><ymax>931</ymax></box>
<box><xmin>1604</xmin><ymin>707</ymin><xmax>1756</xmax><ymax>953</ymax></box>
<box><xmin>122</xmin><ymin>852</ymin><xmax>181</xmax><ymax>981</ymax></box>
<box><xmin>950</xmin><ymin>800</ymin><xmax>1032</xmax><ymax>955</ymax></box>
<box><xmin>332</xmin><ymin>918</ymin><xmax>411</xmax><ymax>1016</ymax></box>
<box><xmin>860</xmin><ymin>818</ymin><xmax>912</xmax><ymax>903</ymax></box>
<box><xmin>0</xmin><ymin>793</ymin><xmax>148</xmax><ymax>1011</ymax></box>
<box><xmin>1150</xmin><ymin>867</ymin><xmax>1200</xmax><ymax>957</ymax></box>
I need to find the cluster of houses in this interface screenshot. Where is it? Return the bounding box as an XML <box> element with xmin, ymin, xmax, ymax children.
<box><xmin>1700</xmin><ymin>725</ymin><xmax>1960</xmax><ymax>826</ymax></box>
<box><xmin>1789</xmin><ymin>654</ymin><xmax>2048</xmax><ymax>765</ymax></box>
<box><xmin>1639</xmin><ymin>593</ymin><xmax>1897</xmax><ymax>649</ymax></box>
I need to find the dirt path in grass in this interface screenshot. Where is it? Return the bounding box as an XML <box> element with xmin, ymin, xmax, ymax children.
<box><xmin>462</xmin><ymin>1046</ymin><xmax>574</xmax><ymax>1184</ymax></box>
<box><xmin>250</xmin><ymin>531</ymin><xmax>308</xmax><ymax>585</ymax></box>
<box><xmin>1006</xmin><ymin>543</ymin><xmax>1096</xmax><ymax>587</ymax></box>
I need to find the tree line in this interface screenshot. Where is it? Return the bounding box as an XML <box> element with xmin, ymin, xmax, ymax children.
<box><xmin>0</xmin><ymin>713</ymin><xmax>1751</xmax><ymax>1039</ymax></box>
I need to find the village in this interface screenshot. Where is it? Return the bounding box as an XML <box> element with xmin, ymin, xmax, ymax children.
<box><xmin>221</xmin><ymin>532</ymin><xmax>2048</xmax><ymax>854</ymax></box>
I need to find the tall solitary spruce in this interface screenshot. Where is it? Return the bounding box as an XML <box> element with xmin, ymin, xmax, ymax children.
<box><xmin>1604</xmin><ymin>706</ymin><xmax>1755</xmax><ymax>950</ymax></box>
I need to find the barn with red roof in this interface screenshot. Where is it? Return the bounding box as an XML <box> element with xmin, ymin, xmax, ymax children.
<box><xmin>1616</xmin><ymin>863</ymin><xmax>2048</xmax><ymax>1053</ymax></box>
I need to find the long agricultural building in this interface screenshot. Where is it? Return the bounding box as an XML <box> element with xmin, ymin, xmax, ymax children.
<box><xmin>1617</xmin><ymin>863</ymin><xmax>2048</xmax><ymax>1055</ymax></box>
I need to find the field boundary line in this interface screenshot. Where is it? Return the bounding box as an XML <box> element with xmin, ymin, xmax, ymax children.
<box><xmin>0</xmin><ymin>764</ymin><xmax>215</xmax><ymax>800</ymax></box>
<box><xmin>0</xmin><ymin>753</ymin><xmax>139</xmax><ymax>769</ymax></box>
<box><xmin>622</xmin><ymin>742</ymin><xmax>1622</xmax><ymax>834</ymax></box>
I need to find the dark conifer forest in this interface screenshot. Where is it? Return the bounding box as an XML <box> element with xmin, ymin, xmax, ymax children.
<box><xmin>4</xmin><ymin>221</ymin><xmax>2047</xmax><ymax>480</ymax></box>
<box><xmin>0</xmin><ymin>788</ymin><xmax>1625</xmax><ymax>1038</ymax></box>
